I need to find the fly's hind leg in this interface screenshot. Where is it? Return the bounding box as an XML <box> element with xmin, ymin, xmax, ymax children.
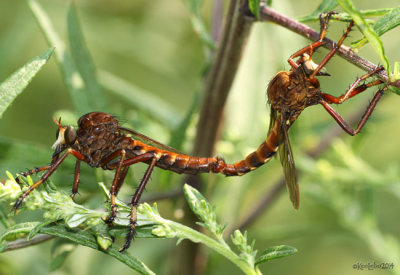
<box><xmin>119</xmin><ymin>156</ymin><xmax>157</xmax><ymax>252</ymax></box>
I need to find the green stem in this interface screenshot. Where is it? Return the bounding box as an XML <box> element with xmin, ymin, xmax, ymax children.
<box><xmin>150</xmin><ymin>213</ymin><xmax>260</xmax><ymax>275</ymax></box>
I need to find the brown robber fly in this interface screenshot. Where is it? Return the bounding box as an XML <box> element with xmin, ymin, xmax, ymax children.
<box><xmin>14</xmin><ymin>11</ymin><xmax>385</xmax><ymax>251</ymax></box>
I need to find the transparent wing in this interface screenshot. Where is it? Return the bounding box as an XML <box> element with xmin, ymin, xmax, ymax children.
<box><xmin>119</xmin><ymin>127</ymin><xmax>183</xmax><ymax>154</ymax></box>
<box><xmin>277</xmin><ymin>116</ymin><xmax>299</xmax><ymax>209</ymax></box>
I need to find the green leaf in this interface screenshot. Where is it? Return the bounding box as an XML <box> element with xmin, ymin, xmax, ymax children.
<box><xmin>255</xmin><ymin>245</ymin><xmax>298</xmax><ymax>265</ymax></box>
<box><xmin>49</xmin><ymin>239</ymin><xmax>77</xmax><ymax>271</ymax></box>
<box><xmin>39</xmin><ymin>225</ymin><xmax>156</xmax><ymax>275</ymax></box>
<box><xmin>352</xmin><ymin>7</ymin><xmax>400</xmax><ymax>48</ymax></box>
<box><xmin>109</xmin><ymin>227</ymin><xmax>158</xmax><ymax>239</ymax></box>
<box><xmin>0</xmin><ymin>222</ymin><xmax>39</xmax><ymax>241</ymax></box>
<box><xmin>391</xmin><ymin>61</ymin><xmax>400</xmax><ymax>93</ymax></box>
<box><xmin>182</xmin><ymin>0</ymin><xmax>216</xmax><ymax>49</ymax></box>
<box><xmin>98</xmin><ymin>70</ymin><xmax>181</xmax><ymax>129</ymax></box>
<box><xmin>67</xmin><ymin>3</ymin><xmax>107</xmax><ymax>111</ymax></box>
<box><xmin>0</xmin><ymin>241</ymin><xmax>7</xmax><ymax>252</ymax></box>
<box><xmin>299</xmin><ymin>9</ymin><xmax>390</xmax><ymax>23</ymax></box>
<box><xmin>138</xmin><ymin>203</ymin><xmax>259</xmax><ymax>275</ymax></box>
<box><xmin>298</xmin><ymin>0</ymin><xmax>338</xmax><ymax>22</ymax></box>
<box><xmin>248</xmin><ymin>0</ymin><xmax>261</xmax><ymax>20</ymax></box>
<box><xmin>183</xmin><ymin>184</ymin><xmax>211</xmax><ymax>223</ymax></box>
<box><xmin>337</xmin><ymin>0</ymin><xmax>391</xmax><ymax>72</ymax></box>
<box><xmin>184</xmin><ymin>184</ymin><xmax>227</xmax><ymax>237</ymax></box>
<box><xmin>27</xmin><ymin>220</ymin><xmax>57</xmax><ymax>240</ymax></box>
<box><xmin>27</xmin><ymin>0</ymin><xmax>91</xmax><ymax>114</ymax></box>
<box><xmin>230</xmin><ymin>230</ymin><xmax>257</xmax><ymax>265</ymax></box>
<box><xmin>388</xmin><ymin>85</ymin><xmax>400</xmax><ymax>96</ymax></box>
<box><xmin>0</xmin><ymin>47</ymin><xmax>54</xmax><ymax>118</ymax></box>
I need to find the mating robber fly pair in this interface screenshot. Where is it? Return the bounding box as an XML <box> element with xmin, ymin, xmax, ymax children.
<box><xmin>13</xmin><ymin>12</ymin><xmax>385</xmax><ymax>251</ymax></box>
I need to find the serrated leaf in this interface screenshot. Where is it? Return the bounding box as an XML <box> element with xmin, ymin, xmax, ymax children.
<box><xmin>352</xmin><ymin>7</ymin><xmax>400</xmax><ymax>48</ymax></box>
<box><xmin>0</xmin><ymin>47</ymin><xmax>54</xmax><ymax>118</ymax></box>
<box><xmin>255</xmin><ymin>245</ymin><xmax>297</xmax><ymax>265</ymax></box>
<box><xmin>183</xmin><ymin>184</ymin><xmax>209</xmax><ymax>222</ymax></box>
<box><xmin>337</xmin><ymin>0</ymin><xmax>391</xmax><ymax>72</ymax></box>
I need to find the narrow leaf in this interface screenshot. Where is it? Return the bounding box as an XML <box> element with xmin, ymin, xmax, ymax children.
<box><xmin>352</xmin><ymin>6</ymin><xmax>400</xmax><ymax>48</ymax></box>
<box><xmin>67</xmin><ymin>3</ymin><xmax>107</xmax><ymax>110</ymax></box>
<box><xmin>298</xmin><ymin>0</ymin><xmax>338</xmax><ymax>22</ymax></box>
<box><xmin>49</xmin><ymin>239</ymin><xmax>76</xmax><ymax>271</ymax></box>
<box><xmin>0</xmin><ymin>222</ymin><xmax>39</xmax><ymax>241</ymax></box>
<box><xmin>388</xmin><ymin>85</ymin><xmax>400</xmax><ymax>96</ymax></box>
<box><xmin>337</xmin><ymin>0</ymin><xmax>391</xmax><ymax>72</ymax></box>
<box><xmin>28</xmin><ymin>220</ymin><xmax>56</xmax><ymax>240</ymax></box>
<box><xmin>98</xmin><ymin>70</ymin><xmax>181</xmax><ymax>129</ymax></box>
<box><xmin>255</xmin><ymin>245</ymin><xmax>297</xmax><ymax>265</ymax></box>
<box><xmin>248</xmin><ymin>0</ymin><xmax>261</xmax><ymax>20</ymax></box>
<box><xmin>27</xmin><ymin>0</ymin><xmax>91</xmax><ymax>114</ymax></box>
<box><xmin>183</xmin><ymin>0</ymin><xmax>216</xmax><ymax>49</ymax></box>
<box><xmin>39</xmin><ymin>225</ymin><xmax>155</xmax><ymax>275</ymax></box>
<box><xmin>299</xmin><ymin>9</ymin><xmax>390</xmax><ymax>23</ymax></box>
<box><xmin>0</xmin><ymin>241</ymin><xmax>7</xmax><ymax>252</ymax></box>
<box><xmin>0</xmin><ymin>47</ymin><xmax>54</xmax><ymax>118</ymax></box>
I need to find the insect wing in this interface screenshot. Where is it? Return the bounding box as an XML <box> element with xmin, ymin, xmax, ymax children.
<box><xmin>119</xmin><ymin>127</ymin><xmax>183</xmax><ymax>154</ymax></box>
<box><xmin>278</xmin><ymin>119</ymin><xmax>299</xmax><ymax>209</ymax></box>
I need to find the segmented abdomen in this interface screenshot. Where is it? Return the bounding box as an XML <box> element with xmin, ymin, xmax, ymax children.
<box><xmin>126</xmin><ymin>120</ymin><xmax>280</xmax><ymax>176</ymax></box>
<box><xmin>221</xmin><ymin>120</ymin><xmax>280</xmax><ymax>176</ymax></box>
<box><xmin>126</xmin><ymin>139</ymin><xmax>226</xmax><ymax>175</ymax></box>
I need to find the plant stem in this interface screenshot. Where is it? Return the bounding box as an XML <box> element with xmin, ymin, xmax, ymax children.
<box><xmin>177</xmin><ymin>1</ymin><xmax>254</xmax><ymax>274</ymax></box>
<box><xmin>193</xmin><ymin>0</ymin><xmax>253</xmax><ymax>156</ymax></box>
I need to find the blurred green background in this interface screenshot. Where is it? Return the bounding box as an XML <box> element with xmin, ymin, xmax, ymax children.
<box><xmin>1</xmin><ymin>0</ymin><xmax>400</xmax><ymax>274</ymax></box>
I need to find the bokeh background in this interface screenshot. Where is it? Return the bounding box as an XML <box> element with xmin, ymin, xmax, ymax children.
<box><xmin>1</xmin><ymin>0</ymin><xmax>400</xmax><ymax>274</ymax></box>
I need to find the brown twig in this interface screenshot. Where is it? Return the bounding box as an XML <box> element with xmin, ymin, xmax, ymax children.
<box><xmin>173</xmin><ymin>1</ymin><xmax>253</xmax><ymax>275</ymax></box>
<box><xmin>193</xmin><ymin>0</ymin><xmax>253</xmax><ymax>156</ymax></box>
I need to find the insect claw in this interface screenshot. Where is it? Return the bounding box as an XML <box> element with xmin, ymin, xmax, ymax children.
<box><xmin>12</xmin><ymin>198</ymin><xmax>23</xmax><ymax>214</ymax></box>
<box><xmin>15</xmin><ymin>176</ymin><xmax>22</xmax><ymax>184</ymax></box>
<box><xmin>103</xmin><ymin>215</ymin><xmax>115</xmax><ymax>226</ymax></box>
<box><xmin>119</xmin><ymin>225</ymin><xmax>136</xmax><ymax>252</ymax></box>
<box><xmin>70</xmin><ymin>191</ymin><xmax>80</xmax><ymax>200</ymax></box>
